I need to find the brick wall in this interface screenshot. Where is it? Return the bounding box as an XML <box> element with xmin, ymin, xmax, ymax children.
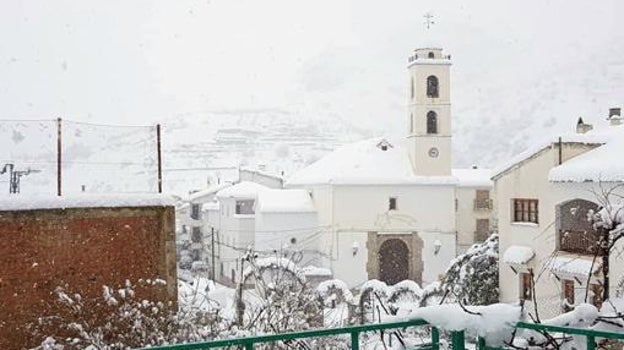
<box><xmin>0</xmin><ymin>205</ymin><xmax>177</xmax><ymax>350</ymax></box>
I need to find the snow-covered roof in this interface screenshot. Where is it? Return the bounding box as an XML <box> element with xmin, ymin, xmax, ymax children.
<box><xmin>0</xmin><ymin>193</ymin><xmax>175</xmax><ymax>212</ymax></box>
<box><xmin>201</xmin><ymin>201</ymin><xmax>219</xmax><ymax>211</ymax></box>
<box><xmin>189</xmin><ymin>183</ymin><xmax>232</xmax><ymax>202</ymax></box>
<box><xmin>256</xmin><ymin>189</ymin><xmax>315</xmax><ymax>213</ymax></box>
<box><xmin>286</xmin><ymin>137</ymin><xmax>457</xmax><ymax>186</ymax></box>
<box><xmin>549</xmin><ymin>131</ymin><xmax>624</xmax><ymax>183</ymax></box>
<box><xmin>491</xmin><ymin>125</ymin><xmax>619</xmax><ymax>180</ymax></box>
<box><xmin>452</xmin><ymin>168</ymin><xmax>492</xmax><ymax>188</ymax></box>
<box><xmin>502</xmin><ymin>245</ymin><xmax>535</xmax><ymax>265</ymax></box>
<box><xmin>546</xmin><ymin>255</ymin><xmax>601</xmax><ymax>276</ymax></box>
<box><xmin>216</xmin><ymin>181</ymin><xmax>268</xmax><ymax>199</ymax></box>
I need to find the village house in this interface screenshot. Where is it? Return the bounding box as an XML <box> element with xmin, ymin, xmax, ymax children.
<box><xmin>494</xmin><ymin>109</ymin><xmax>624</xmax><ymax>319</ymax></box>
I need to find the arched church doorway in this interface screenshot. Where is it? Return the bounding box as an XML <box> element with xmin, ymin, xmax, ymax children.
<box><xmin>378</xmin><ymin>239</ymin><xmax>409</xmax><ymax>285</ymax></box>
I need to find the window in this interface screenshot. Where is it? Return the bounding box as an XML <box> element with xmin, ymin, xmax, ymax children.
<box><xmin>426</xmin><ymin>75</ymin><xmax>439</xmax><ymax>98</ymax></box>
<box><xmin>410</xmin><ymin>113</ymin><xmax>414</xmax><ymax>133</ymax></box>
<box><xmin>475</xmin><ymin>219</ymin><xmax>490</xmax><ymax>242</ymax></box>
<box><xmin>591</xmin><ymin>283</ymin><xmax>603</xmax><ymax>308</ymax></box>
<box><xmin>389</xmin><ymin>197</ymin><xmax>397</xmax><ymax>210</ymax></box>
<box><xmin>426</xmin><ymin>111</ymin><xmax>438</xmax><ymax>134</ymax></box>
<box><xmin>513</xmin><ymin>199</ymin><xmax>539</xmax><ymax>224</ymax></box>
<box><xmin>191</xmin><ymin>204</ymin><xmax>200</xmax><ymax>220</ymax></box>
<box><xmin>428</xmin><ymin>51</ymin><xmax>435</xmax><ymax>59</ymax></box>
<box><xmin>474</xmin><ymin>190</ymin><xmax>492</xmax><ymax>210</ymax></box>
<box><xmin>191</xmin><ymin>226</ymin><xmax>202</xmax><ymax>243</ymax></box>
<box><xmin>235</xmin><ymin>199</ymin><xmax>255</xmax><ymax>215</ymax></box>
<box><xmin>563</xmin><ymin>279</ymin><xmax>575</xmax><ymax>312</ymax></box>
<box><xmin>410</xmin><ymin>77</ymin><xmax>414</xmax><ymax>99</ymax></box>
<box><xmin>520</xmin><ymin>272</ymin><xmax>532</xmax><ymax>300</ymax></box>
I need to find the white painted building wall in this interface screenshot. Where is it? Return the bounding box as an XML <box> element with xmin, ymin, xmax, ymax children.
<box><xmin>495</xmin><ymin>142</ymin><xmax>610</xmax><ymax>319</ymax></box>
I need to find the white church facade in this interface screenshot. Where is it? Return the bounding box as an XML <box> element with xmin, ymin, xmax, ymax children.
<box><xmin>286</xmin><ymin>47</ymin><xmax>493</xmax><ymax>288</ymax></box>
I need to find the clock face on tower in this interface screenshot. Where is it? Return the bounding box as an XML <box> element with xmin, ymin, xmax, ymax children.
<box><xmin>428</xmin><ymin>147</ymin><xmax>439</xmax><ymax>158</ymax></box>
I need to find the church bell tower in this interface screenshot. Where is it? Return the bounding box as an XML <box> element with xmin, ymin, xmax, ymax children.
<box><xmin>406</xmin><ymin>47</ymin><xmax>452</xmax><ymax>176</ymax></box>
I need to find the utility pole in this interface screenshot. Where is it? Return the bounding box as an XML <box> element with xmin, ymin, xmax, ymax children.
<box><xmin>156</xmin><ymin>124</ymin><xmax>163</xmax><ymax>193</ymax></box>
<box><xmin>211</xmin><ymin>226</ymin><xmax>216</xmax><ymax>281</ymax></box>
<box><xmin>57</xmin><ymin>118</ymin><xmax>62</xmax><ymax>196</ymax></box>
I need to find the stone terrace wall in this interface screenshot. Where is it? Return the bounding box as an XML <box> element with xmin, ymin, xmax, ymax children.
<box><xmin>0</xmin><ymin>205</ymin><xmax>176</xmax><ymax>350</ymax></box>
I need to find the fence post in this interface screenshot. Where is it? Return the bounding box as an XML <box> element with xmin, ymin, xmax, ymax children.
<box><xmin>56</xmin><ymin>117</ymin><xmax>62</xmax><ymax>196</ymax></box>
<box><xmin>156</xmin><ymin>124</ymin><xmax>162</xmax><ymax>193</ymax></box>
<box><xmin>451</xmin><ymin>330</ymin><xmax>465</xmax><ymax>350</ymax></box>
<box><xmin>351</xmin><ymin>331</ymin><xmax>360</xmax><ymax>350</ymax></box>
<box><xmin>431</xmin><ymin>327</ymin><xmax>440</xmax><ymax>350</ymax></box>
<box><xmin>477</xmin><ymin>336</ymin><xmax>486</xmax><ymax>350</ymax></box>
<box><xmin>586</xmin><ymin>335</ymin><xmax>596</xmax><ymax>350</ymax></box>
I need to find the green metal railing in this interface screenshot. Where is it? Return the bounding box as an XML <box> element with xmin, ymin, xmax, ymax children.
<box><xmin>480</xmin><ymin>321</ymin><xmax>624</xmax><ymax>350</ymax></box>
<box><xmin>136</xmin><ymin>319</ymin><xmax>624</xmax><ymax>350</ymax></box>
<box><xmin>137</xmin><ymin>319</ymin><xmax>439</xmax><ymax>350</ymax></box>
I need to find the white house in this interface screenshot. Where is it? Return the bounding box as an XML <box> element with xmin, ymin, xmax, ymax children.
<box><xmin>286</xmin><ymin>47</ymin><xmax>493</xmax><ymax>288</ymax></box>
<box><xmin>494</xmin><ymin>112</ymin><xmax>624</xmax><ymax>319</ymax></box>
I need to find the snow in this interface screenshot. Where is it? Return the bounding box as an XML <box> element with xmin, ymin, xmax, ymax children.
<box><xmin>189</xmin><ymin>183</ymin><xmax>232</xmax><ymax>202</ymax></box>
<box><xmin>546</xmin><ymin>255</ymin><xmax>600</xmax><ymax>276</ymax></box>
<box><xmin>201</xmin><ymin>201</ymin><xmax>219</xmax><ymax>211</ymax></box>
<box><xmin>502</xmin><ymin>245</ymin><xmax>535</xmax><ymax>264</ymax></box>
<box><xmin>256</xmin><ymin>189</ymin><xmax>315</xmax><ymax>213</ymax></box>
<box><xmin>550</xmin><ymin>135</ymin><xmax>624</xmax><ymax>182</ymax></box>
<box><xmin>316</xmin><ymin>279</ymin><xmax>354</xmax><ymax>303</ymax></box>
<box><xmin>300</xmin><ymin>265</ymin><xmax>332</xmax><ymax>276</ymax></box>
<box><xmin>286</xmin><ymin>137</ymin><xmax>458</xmax><ymax>186</ymax></box>
<box><xmin>543</xmin><ymin>303</ymin><xmax>598</xmax><ymax>328</ymax></box>
<box><xmin>452</xmin><ymin>168</ymin><xmax>492</xmax><ymax>187</ymax></box>
<box><xmin>242</xmin><ymin>256</ymin><xmax>304</xmax><ymax>281</ymax></box>
<box><xmin>396</xmin><ymin>303</ymin><xmax>522</xmax><ymax>347</ymax></box>
<box><xmin>0</xmin><ymin>193</ymin><xmax>175</xmax><ymax>211</ymax></box>
<box><xmin>216</xmin><ymin>181</ymin><xmax>268</xmax><ymax>199</ymax></box>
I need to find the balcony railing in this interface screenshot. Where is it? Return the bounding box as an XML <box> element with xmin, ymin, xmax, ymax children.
<box><xmin>134</xmin><ymin>319</ymin><xmax>624</xmax><ymax>350</ymax></box>
<box><xmin>559</xmin><ymin>230</ymin><xmax>602</xmax><ymax>255</ymax></box>
<box><xmin>474</xmin><ymin>198</ymin><xmax>493</xmax><ymax>211</ymax></box>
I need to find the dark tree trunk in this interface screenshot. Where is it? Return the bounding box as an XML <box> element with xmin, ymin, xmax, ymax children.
<box><xmin>601</xmin><ymin>227</ymin><xmax>610</xmax><ymax>301</ymax></box>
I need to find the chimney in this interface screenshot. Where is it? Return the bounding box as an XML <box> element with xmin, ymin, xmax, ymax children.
<box><xmin>576</xmin><ymin>117</ymin><xmax>593</xmax><ymax>134</ymax></box>
<box><xmin>608</xmin><ymin>107</ymin><xmax>622</xmax><ymax>126</ymax></box>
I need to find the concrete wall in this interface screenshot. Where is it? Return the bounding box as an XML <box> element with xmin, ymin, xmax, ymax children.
<box><xmin>0</xmin><ymin>205</ymin><xmax>176</xmax><ymax>350</ymax></box>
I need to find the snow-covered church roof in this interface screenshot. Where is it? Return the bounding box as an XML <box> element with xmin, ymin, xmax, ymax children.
<box><xmin>549</xmin><ymin>124</ymin><xmax>624</xmax><ymax>182</ymax></box>
<box><xmin>286</xmin><ymin>137</ymin><xmax>457</xmax><ymax>186</ymax></box>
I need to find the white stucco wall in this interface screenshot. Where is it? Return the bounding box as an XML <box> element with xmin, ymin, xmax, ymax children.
<box><xmin>254</xmin><ymin>211</ymin><xmax>322</xmax><ymax>266</ymax></box>
<box><xmin>297</xmin><ymin>183</ymin><xmax>457</xmax><ymax>288</ymax></box>
<box><xmin>495</xmin><ymin>142</ymin><xmax>607</xmax><ymax>318</ymax></box>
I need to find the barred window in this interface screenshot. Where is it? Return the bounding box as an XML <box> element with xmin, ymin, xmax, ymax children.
<box><xmin>513</xmin><ymin>199</ymin><xmax>539</xmax><ymax>224</ymax></box>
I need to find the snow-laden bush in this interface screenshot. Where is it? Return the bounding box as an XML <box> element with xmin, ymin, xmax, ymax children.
<box><xmin>436</xmin><ymin>234</ymin><xmax>499</xmax><ymax>306</ymax></box>
<box><xmin>31</xmin><ymin>279</ymin><xmax>223</xmax><ymax>350</ymax></box>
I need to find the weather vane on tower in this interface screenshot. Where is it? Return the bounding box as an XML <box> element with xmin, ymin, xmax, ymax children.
<box><xmin>423</xmin><ymin>12</ymin><xmax>435</xmax><ymax>30</ymax></box>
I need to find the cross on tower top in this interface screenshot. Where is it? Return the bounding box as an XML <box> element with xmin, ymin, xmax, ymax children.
<box><xmin>423</xmin><ymin>12</ymin><xmax>435</xmax><ymax>30</ymax></box>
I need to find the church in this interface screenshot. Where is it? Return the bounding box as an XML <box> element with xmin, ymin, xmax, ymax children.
<box><xmin>286</xmin><ymin>46</ymin><xmax>493</xmax><ymax>288</ymax></box>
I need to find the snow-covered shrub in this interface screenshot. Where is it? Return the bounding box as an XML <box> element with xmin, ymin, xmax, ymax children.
<box><xmin>31</xmin><ymin>279</ymin><xmax>223</xmax><ymax>350</ymax></box>
<box><xmin>237</xmin><ymin>254</ymin><xmax>323</xmax><ymax>336</ymax></box>
<box><xmin>438</xmin><ymin>234</ymin><xmax>499</xmax><ymax>306</ymax></box>
<box><xmin>316</xmin><ymin>279</ymin><xmax>354</xmax><ymax>308</ymax></box>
